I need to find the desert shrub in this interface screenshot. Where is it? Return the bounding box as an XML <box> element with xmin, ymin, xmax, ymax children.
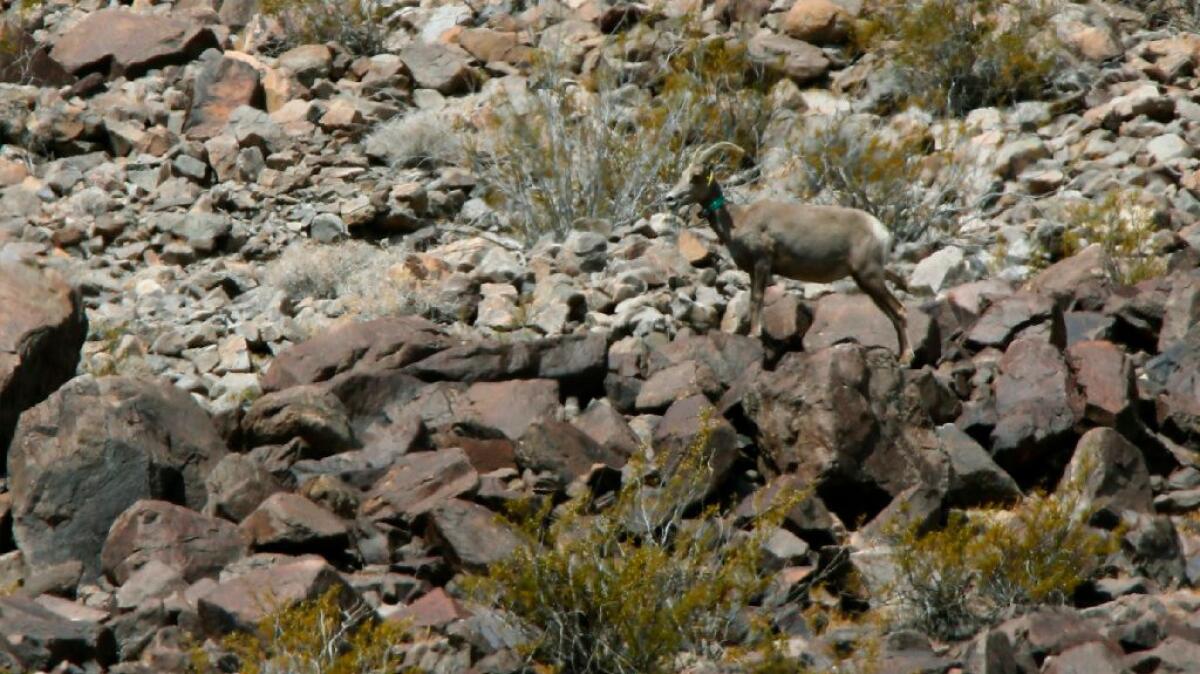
<box><xmin>467</xmin><ymin>410</ymin><xmax>799</xmax><ymax>674</ymax></box>
<box><xmin>856</xmin><ymin>0</ymin><xmax>1067</xmax><ymax>117</ymax></box>
<box><xmin>885</xmin><ymin>483</ymin><xmax>1119</xmax><ymax>640</ymax></box>
<box><xmin>191</xmin><ymin>585</ymin><xmax>419</xmax><ymax>674</ymax></box>
<box><xmin>259</xmin><ymin>0</ymin><xmax>389</xmax><ymax>55</ymax></box>
<box><xmin>467</xmin><ymin>36</ymin><xmax>770</xmax><ymax>245</ymax></box>
<box><xmin>1052</xmin><ymin>189</ymin><xmax>1167</xmax><ymax>285</ymax></box>
<box><xmin>264</xmin><ymin>240</ymin><xmax>456</xmax><ymax>321</ymax></box>
<box><xmin>790</xmin><ymin>113</ymin><xmax>966</xmax><ymax>242</ymax></box>
<box><xmin>365</xmin><ymin>109</ymin><xmax>466</xmax><ymax>168</ymax></box>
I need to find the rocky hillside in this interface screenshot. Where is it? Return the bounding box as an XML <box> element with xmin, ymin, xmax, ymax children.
<box><xmin>4</xmin><ymin>0</ymin><xmax>1200</xmax><ymax>671</ymax></box>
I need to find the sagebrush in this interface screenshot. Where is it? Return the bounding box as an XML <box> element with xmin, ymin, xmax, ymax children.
<box><xmin>467</xmin><ymin>410</ymin><xmax>797</xmax><ymax>674</ymax></box>
<box><xmin>467</xmin><ymin>35</ymin><xmax>771</xmax><ymax>245</ymax></box>
<box><xmin>190</xmin><ymin>585</ymin><xmax>420</xmax><ymax>674</ymax></box>
<box><xmin>884</xmin><ymin>482</ymin><xmax>1118</xmax><ymax>640</ymax></box>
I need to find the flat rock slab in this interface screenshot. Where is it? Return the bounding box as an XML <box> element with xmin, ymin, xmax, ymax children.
<box><xmin>803</xmin><ymin>294</ymin><xmax>937</xmax><ymax>364</ymax></box>
<box><xmin>0</xmin><ymin>261</ymin><xmax>85</xmax><ymax>462</ymax></box>
<box><xmin>49</xmin><ymin>8</ymin><xmax>218</xmax><ymax>79</ymax></box>
<box><xmin>0</xmin><ymin>595</ymin><xmax>114</xmax><ymax>670</ymax></box>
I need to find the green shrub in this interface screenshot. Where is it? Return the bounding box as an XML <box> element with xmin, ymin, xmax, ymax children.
<box><xmin>259</xmin><ymin>0</ymin><xmax>389</xmax><ymax>55</ymax></box>
<box><xmin>790</xmin><ymin>113</ymin><xmax>965</xmax><ymax>242</ymax></box>
<box><xmin>1055</xmin><ymin>189</ymin><xmax>1167</xmax><ymax>286</ymax></box>
<box><xmin>467</xmin><ymin>35</ymin><xmax>770</xmax><ymax>245</ymax></box>
<box><xmin>856</xmin><ymin>0</ymin><xmax>1067</xmax><ymax>116</ymax></box>
<box><xmin>191</xmin><ymin>585</ymin><xmax>420</xmax><ymax>674</ymax></box>
<box><xmin>467</xmin><ymin>410</ymin><xmax>798</xmax><ymax>674</ymax></box>
<box><xmin>884</xmin><ymin>485</ymin><xmax>1119</xmax><ymax>640</ymax></box>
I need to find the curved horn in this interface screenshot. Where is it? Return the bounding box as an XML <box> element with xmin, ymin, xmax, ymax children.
<box><xmin>688</xmin><ymin>141</ymin><xmax>746</xmax><ymax>171</ymax></box>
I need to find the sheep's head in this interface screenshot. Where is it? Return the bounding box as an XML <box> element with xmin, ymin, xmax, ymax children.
<box><xmin>663</xmin><ymin>142</ymin><xmax>745</xmax><ymax>211</ymax></box>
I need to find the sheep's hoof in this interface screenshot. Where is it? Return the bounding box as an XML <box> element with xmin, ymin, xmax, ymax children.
<box><xmin>899</xmin><ymin>349</ymin><xmax>915</xmax><ymax>366</ymax></box>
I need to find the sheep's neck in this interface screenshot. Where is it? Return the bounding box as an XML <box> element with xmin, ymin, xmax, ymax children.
<box><xmin>700</xmin><ymin>188</ymin><xmax>735</xmax><ymax>247</ymax></box>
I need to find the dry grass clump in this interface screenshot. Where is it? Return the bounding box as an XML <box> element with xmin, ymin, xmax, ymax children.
<box><xmin>263</xmin><ymin>240</ymin><xmax>452</xmax><ymax>321</ymax></box>
<box><xmin>855</xmin><ymin>0</ymin><xmax>1068</xmax><ymax>117</ymax></box>
<box><xmin>467</xmin><ymin>36</ymin><xmax>771</xmax><ymax>246</ymax></box>
<box><xmin>884</xmin><ymin>484</ymin><xmax>1119</xmax><ymax>640</ymax></box>
<box><xmin>259</xmin><ymin>0</ymin><xmax>390</xmax><ymax>55</ymax></box>
<box><xmin>789</xmin><ymin>113</ymin><xmax>965</xmax><ymax>242</ymax></box>
<box><xmin>467</xmin><ymin>410</ymin><xmax>800</xmax><ymax>674</ymax></box>
<box><xmin>190</xmin><ymin>585</ymin><xmax>422</xmax><ymax>674</ymax></box>
<box><xmin>364</xmin><ymin>109</ymin><xmax>467</xmax><ymax>169</ymax></box>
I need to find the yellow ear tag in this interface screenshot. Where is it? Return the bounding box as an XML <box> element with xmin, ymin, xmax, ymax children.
<box><xmin>707</xmin><ymin>172</ymin><xmax>715</xmax><ymax>186</ymax></box>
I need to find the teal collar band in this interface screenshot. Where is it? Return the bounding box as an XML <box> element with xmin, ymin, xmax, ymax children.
<box><xmin>705</xmin><ymin>195</ymin><xmax>726</xmax><ymax>213</ymax></box>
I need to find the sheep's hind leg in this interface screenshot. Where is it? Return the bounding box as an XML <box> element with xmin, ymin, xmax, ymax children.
<box><xmin>748</xmin><ymin>259</ymin><xmax>771</xmax><ymax>338</ymax></box>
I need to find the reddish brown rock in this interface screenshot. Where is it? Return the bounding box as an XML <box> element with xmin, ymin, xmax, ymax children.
<box><xmin>0</xmin><ymin>261</ymin><xmax>86</xmax><ymax>462</ymax></box>
<box><xmin>517</xmin><ymin>420</ymin><xmax>625</xmax><ymax>485</ymax></box>
<box><xmin>635</xmin><ymin>359</ymin><xmax>722</xmax><ymax>411</ymax></box>
<box><xmin>781</xmin><ymin>0</ymin><xmax>852</xmax><ymax>44</ymax></box>
<box><xmin>241</xmin><ymin>384</ymin><xmax>355</xmax><ymax>455</ymax></box>
<box><xmin>652</xmin><ymin>395</ymin><xmax>739</xmax><ymax>502</ymax></box>
<box><xmin>457</xmin><ymin>28</ymin><xmax>531</xmax><ymax>65</ymax></box>
<box><xmin>990</xmin><ymin>339</ymin><xmax>1084</xmax><ymax>481</ymax></box>
<box><xmin>203</xmin><ymin>453</ymin><xmax>283</xmax><ymax>522</ymax></box>
<box><xmin>457</xmin><ymin>379</ymin><xmax>561</xmax><ymax>440</ymax></box>
<box><xmin>0</xmin><ymin>595</ymin><xmax>114</xmax><ymax>670</ymax></box>
<box><xmin>361</xmin><ymin>447</ymin><xmax>479</xmax><ymax>523</ymax></box>
<box><xmin>49</xmin><ymin>9</ymin><xmax>217</xmax><ymax>79</ymax></box>
<box><xmin>239</xmin><ymin>493</ymin><xmax>349</xmax><ymax>552</ymax></box>
<box><xmin>101</xmin><ymin>500</ymin><xmax>245</xmax><ymax>586</ymax></box>
<box><xmin>761</xmin><ymin>287</ymin><xmax>813</xmax><ymax>348</ymax></box>
<box><xmin>9</xmin><ymin>376</ymin><xmax>226</xmax><ymax>579</ymax></box>
<box><xmin>965</xmin><ymin>292</ymin><xmax>1064</xmax><ymax>351</ymax></box>
<box><xmin>1024</xmin><ymin>243</ymin><xmax>1115</xmax><ymax>308</ymax></box>
<box><xmin>261</xmin><ymin>316</ymin><xmax>449</xmax><ymax>393</ymax></box>
<box><xmin>574</xmin><ymin>399</ymin><xmax>641</xmax><ymax>458</ymax></box>
<box><xmin>1060</xmin><ymin>428</ymin><xmax>1153</xmax><ymax>517</ymax></box>
<box><xmin>425</xmin><ymin>499</ymin><xmax>520</xmax><ymax>571</ymax></box>
<box><xmin>398</xmin><ymin>43</ymin><xmax>479</xmax><ymax>95</ymax></box>
<box><xmin>196</xmin><ymin>556</ymin><xmax>356</xmax><ymax>634</ymax></box>
<box><xmin>184</xmin><ymin>55</ymin><xmax>264</xmax><ymax>141</ymax></box>
<box><xmin>391</xmin><ymin>587</ymin><xmax>471</xmax><ymax>628</ymax></box>
<box><xmin>803</xmin><ymin>294</ymin><xmax>937</xmax><ymax>364</ymax></box>
<box><xmin>1066</xmin><ymin>340</ymin><xmax>1136</xmax><ymax>427</ymax></box>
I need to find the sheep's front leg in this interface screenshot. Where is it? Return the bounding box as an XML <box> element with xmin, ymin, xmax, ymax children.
<box><xmin>748</xmin><ymin>259</ymin><xmax>771</xmax><ymax>338</ymax></box>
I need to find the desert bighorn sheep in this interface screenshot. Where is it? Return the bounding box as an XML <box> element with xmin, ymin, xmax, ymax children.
<box><xmin>663</xmin><ymin>142</ymin><xmax>912</xmax><ymax>363</ymax></box>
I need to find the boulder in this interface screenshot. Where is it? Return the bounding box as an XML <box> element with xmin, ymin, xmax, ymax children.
<box><xmin>0</xmin><ymin>261</ymin><xmax>86</xmax><ymax>462</ymax></box>
<box><xmin>517</xmin><ymin>420</ymin><xmax>626</xmax><ymax>486</ymax></box>
<box><xmin>196</xmin><ymin>556</ymin><xmax>356</xmax><ymax>634</ymax></box>
<box><xmin>781</xmin><ymin>0</ymin><xmax>852</xmax><ymax>44</ymax></box>
<box><xmin>9</xmin><ymin>376</ymin><xmax>226</xmax><ymax>579</ymax></box>
<box><xmin>203</xmin><ymin>453</ymin><xmax>283</xmax><ymax>521</ymax></box>
<box><xmin>0</xmin><ymin>595</ymin><xmax>114</xmax><ymax>670</ymax></box>
<box><xmin>361</xmin><ymin>447</ymin><xmax>479</xmax><ymax>523</ymax></box>
<box><xmin>1059</xmin><ymin>428</ymin><xmax>1153</xmax><ymax>519</ymax></box>
<box><xmin>990</xmin><ymin>339</ymin><xmax>1084</xmax><ymax>483</ymax></box>
<box><xmin>49</xmin><ymin>9</ymin><xmax>217</xmax><ymax>79</ymax></box>
<box><xmin>240</xmin><ymin>384</ymin><xmax>355</xmax><ymax>455</ymax></box>
<box><xmin>184</xmin><ymin>55</ymin><xmax>264</xmax><ymax>141</ymax></box>
<box><xmin>965</xmin><ymin>292</ymin><xmax>1064</xmax><ymax>351</ymax></box>
<box><xmin>101</xmin><ymin>500</ymin><xmax>245</xmax><ymax>586</ymax></box>
<box><xmin>239</xmin><ymin>492</ymin><xmax>349</xmax><ymax>553</ymax></box>
<box><xmin>398</xmin><ymin>43</ymin><xmax>479</xmax><ymax>95</ymax></box>
<box><xmin>804</xmin><ymin>294</ymin><xmax>938</xmax><ymax>364</ymax></box>
<box><xmin>425</xmin><ymin>499</ymin><xmax>520</xmax><ymax>571</ymax></box>
<box><xmin>747</xmin><ymin>34</ymin><xmax>830</xmax><ymax>83</ymax></box>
